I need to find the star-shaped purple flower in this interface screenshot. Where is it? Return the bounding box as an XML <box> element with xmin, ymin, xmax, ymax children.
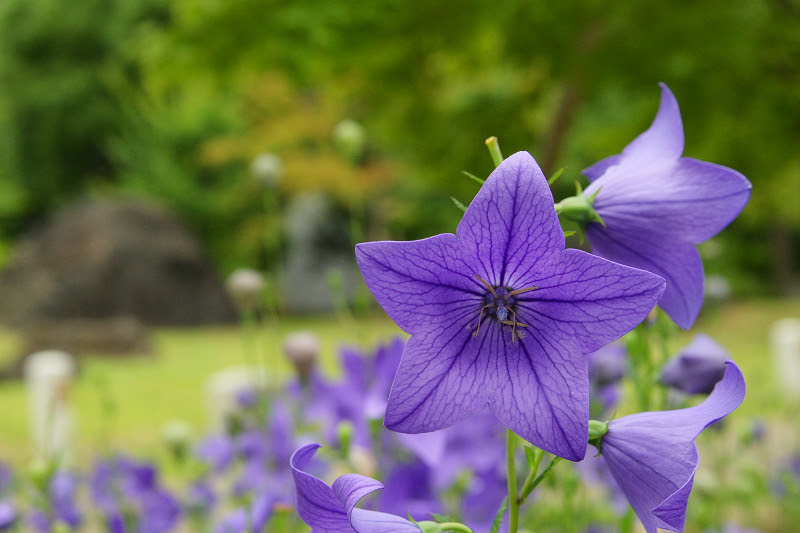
<box><xmin>596</xmin><ymin>360</ymin><xmax>745</xmax><ymax>533</ymax></box>
<box><xmin>290</xmin><ymin>444</ymin><xmax>420</xmax><ymax>533</ymax></box>
<box><xmin>582</xmin><ymin>84</ymin><xmax>752</xmax><ymax>329</ymax></box>
<box><xmin>356</xmin><ymin>151</ymin><xmax>665</xmax><ymax>461</ymax></box>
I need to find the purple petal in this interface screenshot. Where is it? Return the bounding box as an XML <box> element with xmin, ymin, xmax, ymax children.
<box><xmin>661</xmin><ymin>334</ymin><xmax>729</xmax><ymax>394</ymax></box>
<box><xmin>488</xmin><ymin>329</ymin><xmax>590</xmax><ymax>460</ymax></box>
<box><xmin>457</xmin><ymin>151</ymin><xmax>564</xmax><ymax>288</ymax></box>
<box><xmin>586</xmin><ymin>226</ymin><xmax>702</xmax><ymax>329</ymax></box>
<box><xmin>589</xmin><ymin>158</ymin><xmax>751</xmax><ymax>245</ymax></box>
<box><xmin>583</xmin><ymin>154</ymin><xmax>622</xmax><ymax>182</ymax></box>
<box><xmin>396</xmin><ymin>432</ymin><xmax>448</xmax><ymax>467</ymax></box>
<box><xmin>290</xmin><ymin>444</ymin><xmax>353</xmax><ymax>532</ymax></box>
<box><xmin>517</xmin><ymin>248</ymin><xmax>665</xmax><ymax>354</ymax></box>
<box><xmin>332</xmin><ymin>474</ymin><xmax>419</xmax><ymax>533</ymax></box>
<box><xmin>355</xmin><ymin>235</ymin><xmax>481</xmax><ymax>335</ymax></box>
<box><xmin>601</xmin><ymin>361</ymin><xmax>745</xmax><ymax>533</ymax></box>
<box><xmin>384</xmin><ymin>315</ymin><xmax>498</xmax><ymax>434</ymax></box>
<box><xmin>618</xmin><ymin>83</ymin><xmax>684</xmax><ymax>167</ymax></box>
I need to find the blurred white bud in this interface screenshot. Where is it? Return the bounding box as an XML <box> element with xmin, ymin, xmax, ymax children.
<box><xmin>332</xmin><ymin>119</ymin><xmax>366</xmax><ymax>161</ymax></box>
<box><xmin>283</xmin><ymin>331</ymin><xmax>320</xmax><ymax>381</ymax></box>
<box><xmin>250</xmin><ymin>153</ymin><xmax>283</xmax><ymax>188</ymax></box>
<box><xmin>226</xmin><ymin>268</ymin><xmax>265</xmax><ymax>313</ymax></box>
<box><xmin>161</xmin><ymin>419</ymin><xmax>192</xmax><ymax>449</ymax></box>
<box><xmin>24</xmin><ymin>350</ymin><xmax>76</xmax><ymax>461</ymax></box>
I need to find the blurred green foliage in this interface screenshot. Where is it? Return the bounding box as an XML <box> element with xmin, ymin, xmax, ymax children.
<box><xmin>0</xmin><ymin>0</ymin><xmax>798</xmax><ymax>290</ymax></box>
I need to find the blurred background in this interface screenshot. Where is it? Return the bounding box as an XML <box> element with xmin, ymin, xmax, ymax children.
<box><xmin>0</xmin><ymin>0</ymin><xmax>798</xmax><ymax>531</ymax></box>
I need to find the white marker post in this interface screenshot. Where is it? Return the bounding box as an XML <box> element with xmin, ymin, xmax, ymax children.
<box><xmin>23</xmin><ymin>350</ymin><xmax>76</xmax><ymax>461</ymax></box>
<box><xmin>771</xmin><ymin>318</ymin><xmax>800</xmax><ymax>400</ymax></box>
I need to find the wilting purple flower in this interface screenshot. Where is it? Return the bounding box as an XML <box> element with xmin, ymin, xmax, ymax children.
<box><xmin>356</xmin><ymin>152</ymin><xmax>664</xmax><ymax>460</ymax></box>
<box><xmin>596</xmin><ymin>360</ymin><xmax>745</xmax><ymax>533</ymax></box>
<box><xmin>582</xmin><ymin>84</ymin><xmax>751</xmax><ymax>329</ymax></box>
<box><xmin>0</xmin><ymin>501</ymin><xmax>16</xmax><ymax>531</ymax></box>
<box><xmin>291</xmin><ymin>444</ymin><xmax>420</xmax><ymax>532</ymax></box>
<box><xmin>661</xmin><ymin>334</ymin><xmax>728</xmax><ymax>394</ymax></box>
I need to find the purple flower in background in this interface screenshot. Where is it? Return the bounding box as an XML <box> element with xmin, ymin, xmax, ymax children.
<box><xmin>582</xmin><ymin>84</ymin><xmax>751</xmax><ymax>329</ymax></box>
<box><xmin>588</xmin><ymin>343</ymin><xmax>628</xmax><ymax>417</ymax></box>
<box><xmin>0</xmin><ymin>501</ymin><xmax>16</xmax><ymax>531</ymax></box>
<box><xmin>290</xmin><ymin>444</ymin><xmax>420</xmax><ymax>532</ymax></box>
<box><xmin>0</xmin><ymin>463</ymin><xmax>10</xmax><ymax>496</ymax></box>
<box><xmin>661</xmin><ymin>334</ymin><xmax>729</xmax><ymax>394</ymax></box>
<box><xmin>595</xmin><ymin>360</ymin><xmax>745</xmax><ymax>533</ymax></box>
<box><xmin>357</xmin><ymin>152</ymin><xmax>664</xmax><ymax>460</ymax></box>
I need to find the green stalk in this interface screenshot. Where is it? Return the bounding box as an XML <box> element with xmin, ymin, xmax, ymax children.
<box><xmin>506</xmin><ymin>429</ymin><xmax>519</xmax><ymax>533</ymax></box>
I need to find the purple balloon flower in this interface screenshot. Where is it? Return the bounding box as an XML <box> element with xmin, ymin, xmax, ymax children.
<box><xmin>582</xmin><ymin>84</ymin><xmax>751</xmax><ymax>329</ymax></box>
<box><xmin>0</xmin><ymin>501</ymin><xmax>16</xmax><ymax>531</ymax></box>
<box><xmin>595</xmin><ymin>360</ymin><xmax>745</xmax><ymax>533</ymax></box>
<box><xmin>290</xmin><ymin>444</ymin><xmax>420</xmax><ymax>532</ymax></box>
<box><xmin>661</xmin><ymin>334</ymin><xmax>729</xmax><ymax>394</ymax></box>
<box><xmin>356</xmin><ymin>151</ymin><xmax>665</xmax><ymax>460</ymax></box>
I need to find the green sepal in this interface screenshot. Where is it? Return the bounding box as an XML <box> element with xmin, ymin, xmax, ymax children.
<box><xmin>547</xmin><ymin>167</ymin><xmax>565</xmax><ymax>185</ymax></box>
<box><xmin>450</xmin><ymin>197</ymin><xmax>467</xmax><ymax>213</ymax></box>
<box><xmin>431</xmin><ymin>513</ymin><xmax>456</xmax><ymax>523</ymax></box>
<box><xmin>416</xmin><ymin>521</ymin><xmax>443</xmax><ymax>533</ymax></box>
<box><xmin>461</xmin><ymin>170</ymin><xmax>485</xmax><ymax>185</ymax></box>
<box><xmin>588</xmin><ymin>419</ymin><xmax>609</xmax><ymax>453</ymax></box>
<box><xmin>563</xmin><ymin>230</ymin><xmax>576</xmax><ymax>238</ymax></box>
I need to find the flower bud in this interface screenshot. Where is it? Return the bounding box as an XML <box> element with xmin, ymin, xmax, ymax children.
<box><xmin>283</xmin><ymin>331</ymin><xmax>320</xmax><ymax>382</ymax></box>
<box><xmin>332</xmin><ymin>119</ymin><xmax>366</xmax><ymax>162</ymax></box>
<box><xmin>250</xmin><ymin>153</ymin><xmax>283</xmax><ymax>188</ymax></box>
<box><xmin>226</xmin><ymin>268</ymin><xmax>265</xmax><ymax>313</ymax></box>
<box><xmin>161</xmin><ymin>419</ymin><xmax>192</xmax><ymax>463</ymax></box>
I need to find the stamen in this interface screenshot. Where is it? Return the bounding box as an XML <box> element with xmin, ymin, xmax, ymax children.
<box><xmin>508</xmin><ymin>286</ymin><xmax>539</xmax><ymax>296</ymax></box>
<box><xmin>474</xmin><ymin>274</ymin><xmax>497</xmax><ymax>297</ymax></box>
<box><xmin>473</xmin><ymin>304</ymin><xmax>488</xmax><ymax>337</ymax></box>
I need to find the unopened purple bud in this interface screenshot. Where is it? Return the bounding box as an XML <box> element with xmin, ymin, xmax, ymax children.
<box><xmin>661</xmin><ymin>334</ymin><xmax>728</xmax><ymax>394</ymax></box>
<box><xmin>284</xmin><ymin>331</ymin><xmax>320</xmax><ymax>381</ymax></box>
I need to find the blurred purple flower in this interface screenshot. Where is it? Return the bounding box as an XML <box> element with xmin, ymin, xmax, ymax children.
<box><xmin>582</xmin><ymin>84</ymin><xmax>751</xmax><ymax>329</ymax></box>
<box><xmin>357</xmin><ymin>152</ymin><xmax>664</xmax><ymax>460</ymax></box>
<box><xmin>291</xmin><ymin>444</ymin><xmax>420</xmax><ymax>532</ymax></box>
<box><xmin>196</xmin><ymin>435</ymin><xmax>236</xmax><ymax>473</ymax></box>
<box><xmin>596</xmin><ymin>360</ymin><xmax>745</xmax><ymax>532</ymax></box>
<box><xmin>661</xmin><ymin>334</ymin><xmax>729</xmax><ymax>394</ymax></box>
<box><xmin>0</xmin><ymin>464</ymin><xmax>10</xmax><ymax>496</ymax></box>
<box><xmin>90</xmin><ymin>456</ymin><xmax>180</xmax><ymax>533</ymax></box>
<box><xmin>0</xmin><ymin>501</ymin><xmax>16</xmax><ymax>531</ymax></box>
<box><xmin>588</xmin><ymin>343</ymin><xmax>628</xmax><ymax>417</ymax></box>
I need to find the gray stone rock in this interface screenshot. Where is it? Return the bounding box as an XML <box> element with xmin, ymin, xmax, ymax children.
<box><xmin>281</xmin><ymin>192</ymin><xmax>363</xmax><ymax>313</ymax></box>
<box><xmin>0</xmin><ymin>198</ymin><xmax>237</xmax><ymax>326</ymax></box>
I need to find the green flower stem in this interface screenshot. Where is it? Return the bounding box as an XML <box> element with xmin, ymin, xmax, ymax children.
<box><xmin>518</xmin><ymin>456</ymin><xmax>562</xmax><ymax>504</ymax></box>
<box><xmin>438</xmin><ymin>523</ymin><xmax>474</xmax><ymax>533</ymax></box>
<box><xmin>506</xmin><ymin>429</ymin><xmax>519</xmax><ymax>533</ymax></box>
<box><xmin>485</xmin><ymin>136</ymin><xmax>504</xmax><ymax>167</ymax></box>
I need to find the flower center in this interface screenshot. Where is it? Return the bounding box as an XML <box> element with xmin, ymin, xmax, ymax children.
<box><xmin>472</xmin><ymin>274</ymin><xmax>537</xmax><ymax>343</ymax></box>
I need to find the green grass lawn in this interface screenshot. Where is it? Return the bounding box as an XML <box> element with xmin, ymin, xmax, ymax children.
<box><xmin>0</xmin><ymin>314</ymin><xmax>404</xmax><ymax>466</ymax></box>
<box><xmin>0</xmin><ymin>299</ymin><xmax>798</xmax><ymax>469</ymax></box>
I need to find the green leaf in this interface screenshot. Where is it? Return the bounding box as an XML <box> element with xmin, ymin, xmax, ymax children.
<box><xmin>450</xmin><ymin>196</ymin><xmax>467</xmax><ymax>212</ymax></box>
<box><xmin>461</xmin><ymin>170</ymin><xmax>485</xmax><ymax>185</ymax></box>
<box><xmin>489</xmin><ymin>496</ymin><xmax>508</xmax><ymax>533</ymax></box>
